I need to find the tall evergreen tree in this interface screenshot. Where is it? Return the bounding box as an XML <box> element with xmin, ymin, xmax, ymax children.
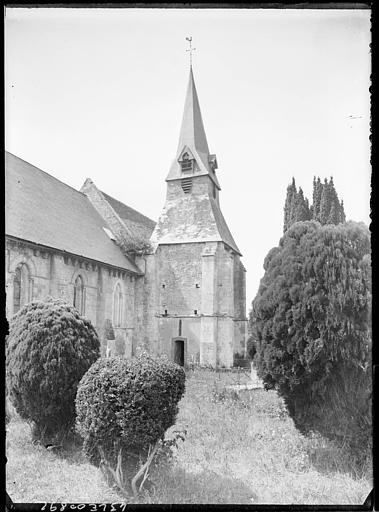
<box><xmin>283</xmin><ymin>178</ymin><xmax>297</xmax><ymax>233</ymax></box>
<box><xmin>328</xmin><ymin>201</ymin><xmax>340</xmax><ymax>225</ymax></box>
<box><xmin>319</xmin><ymin>178</ymin><xmax>331</xmax><ymax>224</ymax></box>
<box><xmin>312</xmin><ymin>176</ymin><xmax>323</xmax><ymax>221</ymax></box>
<box><xmin>252</xmin><ymin>220</ymin><xmax>371</xmax><ymax>456</ymax></box>
<box><xmin>295</xmin><ymin>187</ymin><xmax>311</xmax><ymax>223</ymax></box>
<box><xmin>283</xmin><ymin>176</ymin><xmax>345</xmax><ymax>232</ymax></box>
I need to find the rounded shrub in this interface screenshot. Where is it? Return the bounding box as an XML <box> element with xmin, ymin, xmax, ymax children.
<box><xmin>75</xmin><ymin>351</ymin><xmax>186</xmax><ymax>471</ymax></box>
<box><xmin>6</xmin><ymin>297</ymin><xmax>100</xmax><ymax>441</ymax></box>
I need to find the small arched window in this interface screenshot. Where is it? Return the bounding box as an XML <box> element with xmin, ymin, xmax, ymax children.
<box><xmin>13</xmin><ymin>264</ymin><xmax>30</xmax><ymax>314</ymax></box>
<box><xmin>73</xmin><ymin>275</ymin><xmax>85</xmax><ymax>315</ymax></box>
<box><xmin>113</xmin><ymin>283</ymin><xmax>123</xmax><ymax>327</ymax></box>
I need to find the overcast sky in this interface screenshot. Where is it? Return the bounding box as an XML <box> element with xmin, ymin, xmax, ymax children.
<box><xmin>5</xmin><ymin>7</ymin><xmax>371</xmax><ymax>310</ymax></box>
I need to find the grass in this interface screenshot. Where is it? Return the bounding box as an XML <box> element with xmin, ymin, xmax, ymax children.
<box><xmin>6</xmin><ymin>368</ymin><xmax>372</xmax><ymax>504</ymax></box>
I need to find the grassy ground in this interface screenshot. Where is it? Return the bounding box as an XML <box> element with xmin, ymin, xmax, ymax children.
<box><xmin>6</xmin><ymin>368</ymin><xmax>372</xmax><ymax>505</ymax></box>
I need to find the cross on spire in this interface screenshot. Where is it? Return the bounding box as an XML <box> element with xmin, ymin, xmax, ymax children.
<box><xmin>186</xmin><ymin>36</ymin><xmax>196</xmax><ymax>67</ymax></box>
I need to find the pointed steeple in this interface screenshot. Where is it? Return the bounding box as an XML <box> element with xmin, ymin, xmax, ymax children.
<box><xmin>151</xmin><ymin>65</ymin><xmax>241</xmax><ymax>255</ymax></box>
<box><xmin>166</xmin><ymin>67</ymin><xmax>219</xmax><ymax>187</ymax></box>
<box><xmin>177</xmin><ymin>67</ymin><xmax>210</xmax><ymax>158</ymax></box>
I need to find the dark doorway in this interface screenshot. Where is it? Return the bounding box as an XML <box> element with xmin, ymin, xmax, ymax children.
<box><xmin>174</xmin><ymin>339</ymin><xmax>185</xmax><ymax>366</ymax></box>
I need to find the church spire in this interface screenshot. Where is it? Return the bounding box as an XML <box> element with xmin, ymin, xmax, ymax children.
<box><xmin>166</xmin><ymin>66</ymin><xmax>219</xmax><ymax>186</ymax></box>
<box><xmin>177</xmin><ymin>67</ymin><xmax>210</xmax><ymax>157</ymax></box>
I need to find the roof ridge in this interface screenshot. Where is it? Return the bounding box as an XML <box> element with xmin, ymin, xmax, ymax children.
<box><xmin>5</xmin><ymin>151</ymin><xmax>87</xmax><ymax>198</ymax></box>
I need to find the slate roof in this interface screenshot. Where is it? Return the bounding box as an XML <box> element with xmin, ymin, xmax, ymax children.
<box><xmin>150</xmin><ymin>194</ymin><xmax>242</xmax><ymax>255</ymax></box>
<box><xmin>210</xmin><ymin>200</ymin><xmax>241</xmax><ymax>255</ymax></box>
<box><xmin>5</xmin><ymin>152</ymin><xmax>142</xmax><ymax>273</ymax></box>
<box><xmin>101</xmin><ymin>191</ymin><xmax>156</xmax><ymax>240</ymax></box>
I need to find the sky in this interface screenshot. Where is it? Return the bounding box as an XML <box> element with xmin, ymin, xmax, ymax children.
<box><xmin>5</xmin><ymin>7</ymin><xmax>371</xmax><ymax>311</ymax></box>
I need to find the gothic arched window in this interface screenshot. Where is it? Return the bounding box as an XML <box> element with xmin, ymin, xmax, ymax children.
<box><xmin>13</xmin><ymin>264</ymin><xmax>30</xmax><ymax>314</ymax></box>
<box><xmin>73</xmin><ymin>275</ymin><xmax>85</xmax><ymax>315</ymax></box>
<box><xmin>113</xmin><ymin>283</ymin><xmax>123</xmax><ymax>327</ymax></box>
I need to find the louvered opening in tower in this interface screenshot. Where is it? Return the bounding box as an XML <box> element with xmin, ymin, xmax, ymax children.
<box><xmin>181</xmin><ymin>177</ymin><xmax>193</xmax><ymax>194</ymax></box>
<box><xmin>181</xmin><ymin>159</ymin><xmax>193</xmax><ymax>173</ymax></box>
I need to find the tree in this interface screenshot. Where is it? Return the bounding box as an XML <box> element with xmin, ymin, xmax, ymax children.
<box><xmin>312</xmin><ymin>176</ymin><xmax>322</xmax><ymax>222</ymax></box>
<box><xmin>283</xmin><ymin>179</ymin><xmax>311</xmax><ymax>232</ymax></box>
<box><xmin>295</xmin><ymin>187</ymin><xmax>311</xmax><ymax>223</ymax></box>
<box><xmin>284</xmin><ymin>176</ymin><xmax>345</xmax><ymax>232</ymax></box>
<box><xmin>319</xmin><ymin>178</ymin><xmax>331</xmax><ymax>224</ymax></box>
<box><xmin>283</xmin><ymin>178</ymin><xmax>297</xmax><ymax>233</ymax></box>
<box><xmin>327</xmin><ymin>201</ymin><xmax>339</xmax><ymax>225</ymax></box>
<box><xmin>251</xmin><ymin>220</ymin><xmax>371</xmax><ymax>456</ymax></box>
<box><xmin>6</xmin><ymin>297</ymin><xmax>100</xmax><ymax>442</ymax></box>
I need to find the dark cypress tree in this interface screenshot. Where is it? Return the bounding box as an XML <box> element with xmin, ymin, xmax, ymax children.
<box><xmin>312</xmin><ymin>176</ymin><xmax>323</xmax><ymax>222</ymax></box>
<box><xmin>319</xmin><ymin>178</ymin><xmax>331</xmax><ymax>224</ymax></box>
<box><xmin>252</xmin><ymin>220</ymin><xmax>371</xmax><ymax>457</ymax></box>
<box><xmin>283</xmin><ymin>176</ymin><xmax>345</xmax><ymax>232</ymax></box>
<box><xmin>327</xmin><ymin>177</ymin><xmax>340</xmax><ymax>224</ymax></box>
<box><xmin>283</xmin><ymin>178</ymin><xmax>297</xmax><ymax>233</ymax></box>
<box><xmin>295</xmin><ymin>187</ymin><xmax>311</xmax><ymax>222</ymax></box>
<box><xmin>328</xmin><ymin>201</ymin><xmax>340</xmax><ymax>225</ymax></box>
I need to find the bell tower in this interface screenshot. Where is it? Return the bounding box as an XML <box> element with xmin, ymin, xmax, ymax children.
<box><xmin>148</xmin><ymin>64</ymin><xmax>248</xmax><ymax>368</ymax></box>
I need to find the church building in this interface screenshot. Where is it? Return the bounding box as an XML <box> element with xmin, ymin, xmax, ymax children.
<box><xmin>5</xmin><ymin>67</ymin><xmax>247</xmax><ymax>368</ymax></box>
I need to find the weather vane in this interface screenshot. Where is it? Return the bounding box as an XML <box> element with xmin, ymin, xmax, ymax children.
<box><xmin>186</xmin><ymin>36</ymin><xmax>196</xmax><ymax>67</ymax></box>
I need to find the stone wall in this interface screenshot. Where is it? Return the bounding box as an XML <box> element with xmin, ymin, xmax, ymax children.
<box><xmin>134</xmin><ymin>253</ymin><xmax>159</xmax><ymax>354</ymax></box>
<box><xmin>150</xmin><ymin>243</ymin><xmax>204</xmax><ymax>360</ymax></box>
<box><xmin>149</xmin><ymin>240</ymin><xmax>247</xmax><ymax>368</ymax></box>
<box><xmin>5</xmin><ymin>237</ymin><xmax>139</xmax><ymax>356</ymax></box>
<box><xmin>233</xmin><ymin>256</ymin><xmax>248</xmax><ymax>357</ymax></box>
<box><xmin>156</xmin><ymin>243</ymin><xmax>204</xmax><ymax>316</ymax></box>
<box><xmin>165</xmin><ymin>175</ymin><xmax>215</xmax><ymax>201</ymax></box>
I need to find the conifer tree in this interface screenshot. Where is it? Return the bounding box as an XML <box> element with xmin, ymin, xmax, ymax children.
<box><xmin>283</xmin><ymin>178</ymin><xmax>297</xmax><ymax>233</ymax></box>
<box><xmin>319</xmin><ymin>178</ymin><xmax>331</xmax><ymax>224</ymax></box>
<box><xmin>283</xmin><ymin>176</ymin><xmax>345</xmax><ymax>232</ymax></box>
<box><xmin>328</xmin><ymin>201</ymin><xmax>340</xmax><ymax>225</ymax></box>
<box><xmin>295</xmin><ymin>187</ymin><xmax>311</xmax><ymax>222</ymax></box>
<box><xmin>312</xmin><ymin>176</ymin><xmax>323</xmax><ymax>222</ymax></box>
<box><xmin>252</xmin><ymin>220</ymin><xmax>371</xmax><ymax>456</ymax></box>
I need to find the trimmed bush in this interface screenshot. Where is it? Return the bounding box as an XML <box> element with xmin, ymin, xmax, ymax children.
<box><xmin>6</xmin><ymin>297</ymin><xmax>100</xmax><ymax>441</ymax></box>
<box><xmin>75</xmin><ymin>351</ymin><xmax>186</xmax><ymax>472</ymax></box>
